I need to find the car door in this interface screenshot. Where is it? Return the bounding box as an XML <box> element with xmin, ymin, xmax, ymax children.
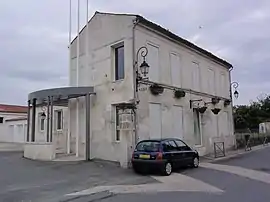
<box><xmin>161</xmin><ymin>141</ymin><xmax>178</xmax><ymax>167</ymax></box>
<box><xmin>174</xmin><ymin>139</ymin><xmax>193</xmax><ymax>166</ymax></box>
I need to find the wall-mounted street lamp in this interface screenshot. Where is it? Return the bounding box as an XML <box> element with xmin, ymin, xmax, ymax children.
<box><xmin>135</xmin><ymin>46</ymin><xmax>150</xmax><ymax>92</ymax></box>
<box><xmin>40</xmin><ymin>112</ymin><xmax>46</xmax><ymax>120</ymax></box>
<box><xmin>231</xmin><ymin>82</ymin><xmax>239</xmax><ymax>99</ymax></box>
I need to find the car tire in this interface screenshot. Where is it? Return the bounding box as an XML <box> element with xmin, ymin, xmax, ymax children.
<box><xmin>162</xmin><ymin>162</ymin><xmax>172</xmax><ymax>176</ymax></box>
<box><xmin>192</xmin><ymin>157</ymin><xmax>199</xmax><ymax>168</ymax></box>
<box><xmin>133</xmin><ymin>166</ymin><xmax>142</xmax><ymax>174</ymax></box>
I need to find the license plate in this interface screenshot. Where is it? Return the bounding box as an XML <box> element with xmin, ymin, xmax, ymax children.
<box><xmin>139</xmin><ymin>154</ymin><xmax>150</xmax><ymax>159</ymax></box>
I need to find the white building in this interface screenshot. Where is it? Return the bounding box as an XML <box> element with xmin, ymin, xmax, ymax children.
<box><xmin>26</xmin><ymin>12</ymin><xmax>235</xmax><ymax>167</ymax></box>
<box><xmin>0</xmin><ymin>104</ymin><xmax>28</xmax><ymax>143</ymax></box>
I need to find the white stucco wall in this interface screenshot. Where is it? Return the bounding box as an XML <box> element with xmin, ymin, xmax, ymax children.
<box><xmin>0</xmin><ymin>112</ymin><xmax>27</xmax><ymax>143</ymax></box>
<box><xmin>69</xmin><ymin>12</ymin><xmax>234</xmax><ymax>165</ymax></box>
<box><xmin>134</xmin><ymin>25</ymin><xmax>234</xmax><ymax>155</ymax></box>
<box><xmin>69</xmin><ymin>13</ymin><xmax>135</xmax><ymax>165</ymax></box>
<box><xmin>28</xmin><ymin>106</ymin><xmax>68</xmax><ymax>154</ymax></box>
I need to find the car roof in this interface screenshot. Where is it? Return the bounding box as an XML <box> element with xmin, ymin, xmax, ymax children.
<box><xmin>138</xmin><ymin>138</ymin><xmax>182</xmax><ymax>142</ymax></box>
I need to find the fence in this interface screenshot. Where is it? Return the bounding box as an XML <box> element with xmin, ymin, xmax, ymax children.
<box><xmin>235</xmin><ymin>133</ymin><xmax>269</xmax><ymax>150</ymax></box>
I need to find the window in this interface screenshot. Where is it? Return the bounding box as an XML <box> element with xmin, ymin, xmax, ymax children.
<box><xmin>162</xmin><ymin>141</ymin><xmax>178</xmax><ymax>152</ymax></box>
<box><xmin>136</xmin><ymin>141</ymin><xmax>160</xmax><ymax>152</ymax></box>
<box><xmin>147</xmin><ymin>43</ymin><xmax>160</xmax><ymax>82</ymax></box>
<box><xmin>170</xmin><ymin>53</ymin><xmax>181</xmax><ymax>87</ymax></box>
<box><xmin>193</xmin><ymin>109</ymin><xmax>202</xmax><ymax>145</ymax></box>
<box><xmin>0</xmin><ymin>117</ymin><xmax>3</xmax><ymax>124</ymax></box>
<box><xmin>175</xmin><ymin>140</ymin><xmax>191</xmax><ymax>151</ymax></box>
<box><xmin>38</xmin><ymin>113</ymin><xmax>45</xmax><ymax>131</ymax></box>
<box><xmin>115</xmin><ymin>45</ymin><xmax>124</xmax><ymax>80</ymax></box>
<box><xmin>192</xmin><ymin>62</ymin><xmax>200</xmax><ymax>91</ymax></box>
<box><xmin>115</xmin><ymin>108</ymin><xmax>120</xmax><ymax>141</ymax></box>
<box><xmin>55</xmin><ymin>110</ymin><xmax>63</xmax><ymax>130</ymax></box>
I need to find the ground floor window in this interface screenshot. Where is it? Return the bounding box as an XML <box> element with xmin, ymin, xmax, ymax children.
<box><xmin>115</xmin><ymin>108</ymin><xmax>120</xmax><ymax>141</ymax></box>
<box><xmin>55</xmin><ymin>110</ymin><xmax>63</xmax><ymax>131</ymax></box>
<box><xmin>193</xmin><ymin>109</ymin><xmax>202</xmax><ymax>145</ymax></box>
<box><xmin>38</xmin><ymin>113</ymin><xmax>45</xmax><ymax>131</ymax></box>
<box><xmin>0</xmin><ymin>117</ymin><xmax>3</xmax><ymax>124</ymax></box>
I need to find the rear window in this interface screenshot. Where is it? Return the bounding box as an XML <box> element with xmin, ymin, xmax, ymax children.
<box><xmin>136</xmin><ymin>141</ymin><xmax>160</xmax><ymax>152</ymax></box>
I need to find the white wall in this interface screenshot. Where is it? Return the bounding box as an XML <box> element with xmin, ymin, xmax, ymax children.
<box><xmin>134</xmin><ymin>24</ymin><xmax>234</xmax><ymax>155</ymax></box>
<box><xmin>28</xmin><ymin>106</ymin><xmax>68</xmax><ymax>154</ymax></box>
<box><xmin>68</xmin><ymin>13</ymin><xmax>234</xmax><ymax>165</ymax></box>
<box><xmin>0</xmin><ymin>119</ymin><xmax>27</xmax><ymax>143</ymax></box>
<box><xmin>69</xmin><ymin>13</ymin><xmax>135</xmax><ymax>165</ymax></box>
<box><xmin>0</xmin><ymin>112</ymin><xmax>27</xmax><ymax>143</ymax></box>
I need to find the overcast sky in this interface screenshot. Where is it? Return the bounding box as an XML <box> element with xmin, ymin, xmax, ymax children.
<box><xmin>0</xmin><ymin>0</ymin><xmax>269</xmax><ymax>106</ymax></box>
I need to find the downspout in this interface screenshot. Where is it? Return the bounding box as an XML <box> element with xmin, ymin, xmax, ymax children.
<box><xmin>132</xmin><ymin>18</ymin><xmax>139</xmax><ymax>146</ymax></box>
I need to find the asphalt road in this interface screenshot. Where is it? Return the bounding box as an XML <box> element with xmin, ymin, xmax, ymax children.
<box><xmin>97</xmin><ymin>146</ymin><xmax>270</xmax><ymax>202</ymax></box>
<box><xmin>0</xmin><ymin>151</ymin><xmax>155</xmax><ymax>202</ymax></box>
<box><xmin>1</xmin><ymin>146</ymin><xmax>270</xmax><ymax>202</ymax></box>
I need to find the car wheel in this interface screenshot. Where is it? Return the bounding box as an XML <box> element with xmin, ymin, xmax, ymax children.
<box><xmin>192</xmin><ymin>157</ymin><xmax>199</xmax><ymax>168</ymax></box>
<box><xmin>162</xmin><ymin>162</ymin><xmax>172</xmax><ymax>176</ymax></box>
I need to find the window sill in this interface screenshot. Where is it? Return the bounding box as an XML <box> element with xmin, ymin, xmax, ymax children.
<box><xmin>112</xmin><ymin>79</ymin><xmax>124</xmax><ymax>84</ymax></box>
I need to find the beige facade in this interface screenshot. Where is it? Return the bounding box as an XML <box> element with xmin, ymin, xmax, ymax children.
<box><xmin>67</xmin><ymin>12</ymin><xmax>235</xmax><ymax>167</ymax></box>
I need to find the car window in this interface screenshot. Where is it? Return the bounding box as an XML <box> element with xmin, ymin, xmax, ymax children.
<box><xmin>136</xmin><ymin>141</ymin><xmax>160</xmax><ymax>152</ymax></box>
<box><xmin>162</xmin><ymin>141</ymin><xmax>178</xmax><ymax>152</ymax></box>
<box><xmin>175</xmin><ymin>140</ymin><xmax>191</xmax><ymax>151</ymax></box>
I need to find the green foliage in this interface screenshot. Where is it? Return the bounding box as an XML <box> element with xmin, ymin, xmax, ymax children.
<box><xmin>234</xmin><ymin>95</ymin><xmax>270</xmax><ymax>130</ymax></box>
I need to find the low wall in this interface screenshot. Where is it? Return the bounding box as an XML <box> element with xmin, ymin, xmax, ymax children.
<box><xmin>24</xmin><ymin>143</ymin><xmax>55</xmax><ymax>160</ymax></box>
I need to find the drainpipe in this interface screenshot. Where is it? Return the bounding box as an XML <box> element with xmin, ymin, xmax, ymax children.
<box><xmin>132</xmin><ymin>18</ymin><xmax>139</xmax><ymax>146</ymax></box>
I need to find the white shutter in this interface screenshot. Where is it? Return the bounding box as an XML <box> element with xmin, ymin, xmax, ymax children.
<box><xmin>192</xmin><ymin>62</ymin><xmax>200</xmax><ymax>91</ymax></box>
<box><xmin>170</xmin><ymin>53</ymin><xmax>181</xmax><ymax>87</ymax></box>
<box><xmin>149</xmin><ymin>103</ymin><xmax>162</xmax><ymax>139</ymax></box>
<box><xmin>147</xmin><ymin>44</ymin><xmax>159</xmax><ymax>82</ymax></box>
<box><xmin>172</xmin><ymin>106</ymin><xmax>183</xmax><ymax>139</ymax></box>
<box><xmin>208</xmin><ymin>68</ymin><xmax>215</xmax><ymax>95</ymax></box>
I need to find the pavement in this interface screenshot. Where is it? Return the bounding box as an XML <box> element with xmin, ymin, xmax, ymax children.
<box><xmin>0</xmin><ymin>144</ymin><xmax>269</xmax><ymax>202</ymax></box>
<box><xmin>68</xmin><ymin>145</ymin><xmax>270</xmax><ymax>202</ymax></box>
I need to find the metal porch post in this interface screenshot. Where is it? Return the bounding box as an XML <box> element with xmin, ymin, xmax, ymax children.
<box><xmin>26</xmin><ymin>100</ymin><xmax>31</xmax><ymax>142</ymax></box>
<box><xmin>50</xmin><ymin>96</ymin><xmax>54</xmax><ymax>142</ymax></box>
<box><xmin>31</xmin><ymin>98</ymin><xmax>36</xmax><ymax>142</ymax></box>
<box><xmin>46</xmin><ymin>96</ymin><xmax>50</xmax><ymax>142</ymax></box>
<box><xmin>85</xmin><ymin>94</ymin><xmax>90</xmax><ymax>161</ymax></box>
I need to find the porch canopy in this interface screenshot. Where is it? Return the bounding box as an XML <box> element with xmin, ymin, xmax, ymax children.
<box><xmin>27</xmin><ymin>86</ymin><xmax>95</xmax><ymax>151</ymax></box>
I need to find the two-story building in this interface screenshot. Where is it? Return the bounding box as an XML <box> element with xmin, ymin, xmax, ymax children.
<box><xmin>26</xmin><ymin>12</ymin><xmax>235</xmax><ymax>167</ymax></box>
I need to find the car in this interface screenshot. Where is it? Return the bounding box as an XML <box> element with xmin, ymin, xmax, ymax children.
<box><xmin>131</xmin><ymin>138</ymin><xmax>199</xmax><ymax>176</ymax></box>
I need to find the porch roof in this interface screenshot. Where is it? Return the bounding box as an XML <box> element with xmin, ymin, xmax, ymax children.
<box><xmin>28</xmin><ymin>86</ymin><xmax>95</xmax><ymax>105</ymax></box>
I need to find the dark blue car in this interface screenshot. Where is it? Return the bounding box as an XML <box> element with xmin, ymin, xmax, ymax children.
<box><xmin>131</xmin><ymin>138</ymin><xmax>199</xmax><ymax>175</ymax></box>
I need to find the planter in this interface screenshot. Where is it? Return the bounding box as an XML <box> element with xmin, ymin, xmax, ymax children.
<box><xmin>211</xmin><ymin>108</ymin><xmax>221</xmax><ymax>115</ymax></box>
<box><xmin>198</xmin><ymin>106</ymin><xmax>207</xmax><ymax>114</ymax></box>
<box><xmin>224</xmin><ymin>99</ymin><xmax>231</xmax><ymax>107</ymax></box>
<box><xmin>174</xmin><ymin>90</ymin><xmax>186</xmax><ymax>99</ymax></box>
<box><xmin>212</xmin><ymin>97</ymin><xmax>220</xmax><ymax>105</ymax></box>
<box><xmin>149</xmin><ymin>84</ymin><xmax>164</xmax><ymax>96</ymax></box>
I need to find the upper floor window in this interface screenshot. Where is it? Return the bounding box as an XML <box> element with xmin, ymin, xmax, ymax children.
<box><xmin>115</xmin><ymin>45</ymin><xmax>124</xmax><ymax>80</ymax></box>
<box><xmin>0</xmin><ymin>117</ymin><xmax>3</xmax><ymax>124</ymax></box>
<box><xmin>192</xmin><ymin>62</ymin><xmax>200</xmax><ymax>92</ymax></box>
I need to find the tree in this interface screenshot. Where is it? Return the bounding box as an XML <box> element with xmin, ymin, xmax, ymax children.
<box><xmin>234</xmin><ymin>95</ymin><xmax>270</xmax><ymax>131</ymax></box>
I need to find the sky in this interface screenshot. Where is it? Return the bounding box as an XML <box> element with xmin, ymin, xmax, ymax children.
<box><xmin>0</xmin><ymin>0</ymin><xmax>269</xmax><ymax>106</ymax></box>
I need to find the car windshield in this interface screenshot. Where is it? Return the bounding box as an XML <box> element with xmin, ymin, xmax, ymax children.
<box><xmin>136</xmin><ymin>141</ymin><xmax>160</xmax><ymax>152</ymax></box>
